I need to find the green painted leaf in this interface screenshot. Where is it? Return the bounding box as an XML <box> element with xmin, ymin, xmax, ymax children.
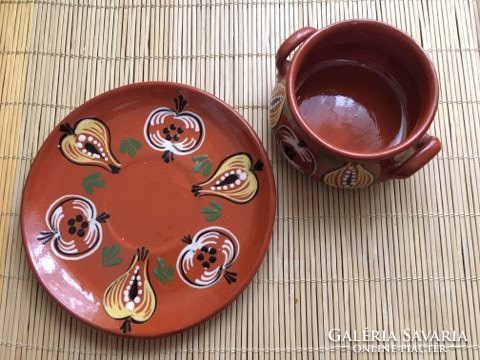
<box><xmin>202</xmin><ymin>162</ymin><xmax>212</xmax><ymax>177</ymax></box>
<box><xmin>89</xmin><ymin>179</ymin><xmax>105</xmax><ymax>188</ymax></box>
<box><xmin>120</xmin><ymin>138</ymin><xmax>141</xmax><ymax>157</ymax></box>
<box><xmin>157</xmin><ymin>257</ymin><xmax>166</xmax><ymax>268</ymax></box>
<box><xmin>130</xmin><ymin>138</ymin><xmax>142</xmax><ymax>149</ymax></box>
<box><xmin>201</xmin><ymin>201</ymin><xmax>223</xmax><ymax>221</ymax></box>
<box><xmin>102</xmin><ymin>244</ymin><xmax>122</xmax><ymax>267</ymax></box>
<box><xmin>206</xmin><ymin>212</ymin><xmax>222</xmax><ymax>222</ymax></box>
<box><xmin>153</xmin><ymin>258</ymin><xmax>174</xmax><ymax>285</ymax></box>
<box><xmin>83</xmin><ymin>184</ymin><xmax>94</xmax><ymax>194</ymax></box>
<box><xmin>193</xmin><ymin>161</ymin><xmax>206</xmax><ymax>173</ymax></box>
<box><xmin>153</xmin><ymin>268</ymin><xmax>167</xmax><ymax>284</ymax></box>
<box><xmin>82</xmin><ymin>173</ymin><xmax>105</xmax><ymax>194</ymax></box>
<box><xmin>86</xmin><ymin>172</ymin><xmax>101</xmax><ymax>180</ymax></box>
<box><xmin>119</xmin><ymin>140</ymin><xmax>128</xmax><ymax>154</ymax></box>
<box><xmin>107</xmin><ymin>257</ymin><xmax>122</xmax><ymax>266</ymax></box>
<box><xmin>127</xmin><ymin>143</ymin><xmax>136</xmax><ymax>157</ymax></box>
<box><xmin>110</xmin><ymin>243</ymin><xmax>120</xmax><ymax>256</ymax></box>
<box><xmin>210</xmin><ymin>201</ymin><xmax>222</xmax><ymax>211</ymax></box>
<box><xmin>201</xmin><ymin>207</ymin><xmax>217</xmax><ymax>214</ymax></box>
<box><xmin>193</xmin><ymin>155</ymin><xmax>207</xmax><ymax>162</ymax></box>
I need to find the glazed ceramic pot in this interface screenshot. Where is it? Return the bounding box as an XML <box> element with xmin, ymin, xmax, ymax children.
<box><xmin>270</xmin><ymin>20</ymin><xmax>441</xmax><ymax>188</ymax></box>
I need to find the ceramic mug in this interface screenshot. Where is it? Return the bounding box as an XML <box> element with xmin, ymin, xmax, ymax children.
<box><xmin>270</xmin><ymin>20</ymin><xmax>441</xmax><ymax>188</ymax></box>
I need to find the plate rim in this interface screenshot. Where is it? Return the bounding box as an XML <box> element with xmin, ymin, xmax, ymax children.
<box><xmin>20</xmin><ymin>81</ymin><xmax>277</xmax><ymax>338</ymax></box>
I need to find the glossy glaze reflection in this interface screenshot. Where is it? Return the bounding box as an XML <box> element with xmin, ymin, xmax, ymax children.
<box><xmin>273</xmin><ymin>22</ymin><xmax>441</xmax><ymax>184</ymax></box>
<box><xmin>296</xmin><ymin>60</ymin><xmax>409</xmax><ymax>153</ymax></box>
<box><xmin>21</xmin><ymin>82</ymin><xmax>276</xmax><ymax>338</ymax></box>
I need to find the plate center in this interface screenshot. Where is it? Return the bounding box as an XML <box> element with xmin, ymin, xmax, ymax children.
<box><xmin>104</xmin><ymin>156</ymin><xmax>197</xmax><ymax>252</ymax></box>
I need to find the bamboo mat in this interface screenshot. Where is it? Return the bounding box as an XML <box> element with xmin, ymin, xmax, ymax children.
<box><xmin>1</xmin><ymin>0</ymin><xmax>480</xmax><ymax>358</ymax></box>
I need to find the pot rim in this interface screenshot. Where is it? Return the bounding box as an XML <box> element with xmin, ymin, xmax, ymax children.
<box><xmin>285</xmin><ymin>19</ymin><xmax>440</xmax><ymax>161</ymax></box>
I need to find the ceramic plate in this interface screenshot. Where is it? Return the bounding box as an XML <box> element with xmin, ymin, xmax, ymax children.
<box><xmin>21</xmin><ymin>82</ymin><xmax>276</xmax><ymax>338</ymax></box>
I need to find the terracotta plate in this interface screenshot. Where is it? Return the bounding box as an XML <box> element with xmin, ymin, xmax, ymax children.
<box><xmin>21</xmin><ymin>82</ymin><xmax>276</xmax><ymax>338</ymax></box>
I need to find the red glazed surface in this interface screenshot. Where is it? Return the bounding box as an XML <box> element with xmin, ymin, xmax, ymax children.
<box><xmin>21</xmin><ymin>82</ymin><xmax>276</xmax><ymax>338</ymax></box>
<box><xmin>296</xmin><ymin>61</ymin><xmax>410</xmax><ymax>154</ymax></box>
<box><xmin>271</xmin><ymin>20</ymin><xmax>441</xmax><ymax>187</ymax></box>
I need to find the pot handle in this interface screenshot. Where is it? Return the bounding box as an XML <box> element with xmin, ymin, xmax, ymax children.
<box><xmin>388</xmin><ymin>134</ymin><xmax>441</xmax><ymax>179</ymax></box>
<box><xmin>276</xmin><ymin>27</ymin><xmax>317</xmax><ymax>76</ymax></box>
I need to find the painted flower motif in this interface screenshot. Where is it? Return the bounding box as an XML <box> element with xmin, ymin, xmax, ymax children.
<box><xmin>144</xmin><ymin>95</ymin><xmax>205</xmax><ymax>163</ymax></box>
<box><xmin>177</xmin><ymin>227</ymin><xmax>239</xmax><ymax>288</ymax></box>
<box><xmin>269</xmin><ymin>82</ymin><xmax>286</xmax><ymax>128</ymax></box>
<box><xmin>323</xmin><ymin>163</ymin><xmax>374</xmax><ymax>189</ymax></box>
<box><xmin>36</xmin><ymin>195</ymin><xmax>109</xmax><ymax>260</ymax></box>
<box><xmin>276</xmin><ymin>125</ymin><xmax>316</xmax><ymax>175</ymax></box>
